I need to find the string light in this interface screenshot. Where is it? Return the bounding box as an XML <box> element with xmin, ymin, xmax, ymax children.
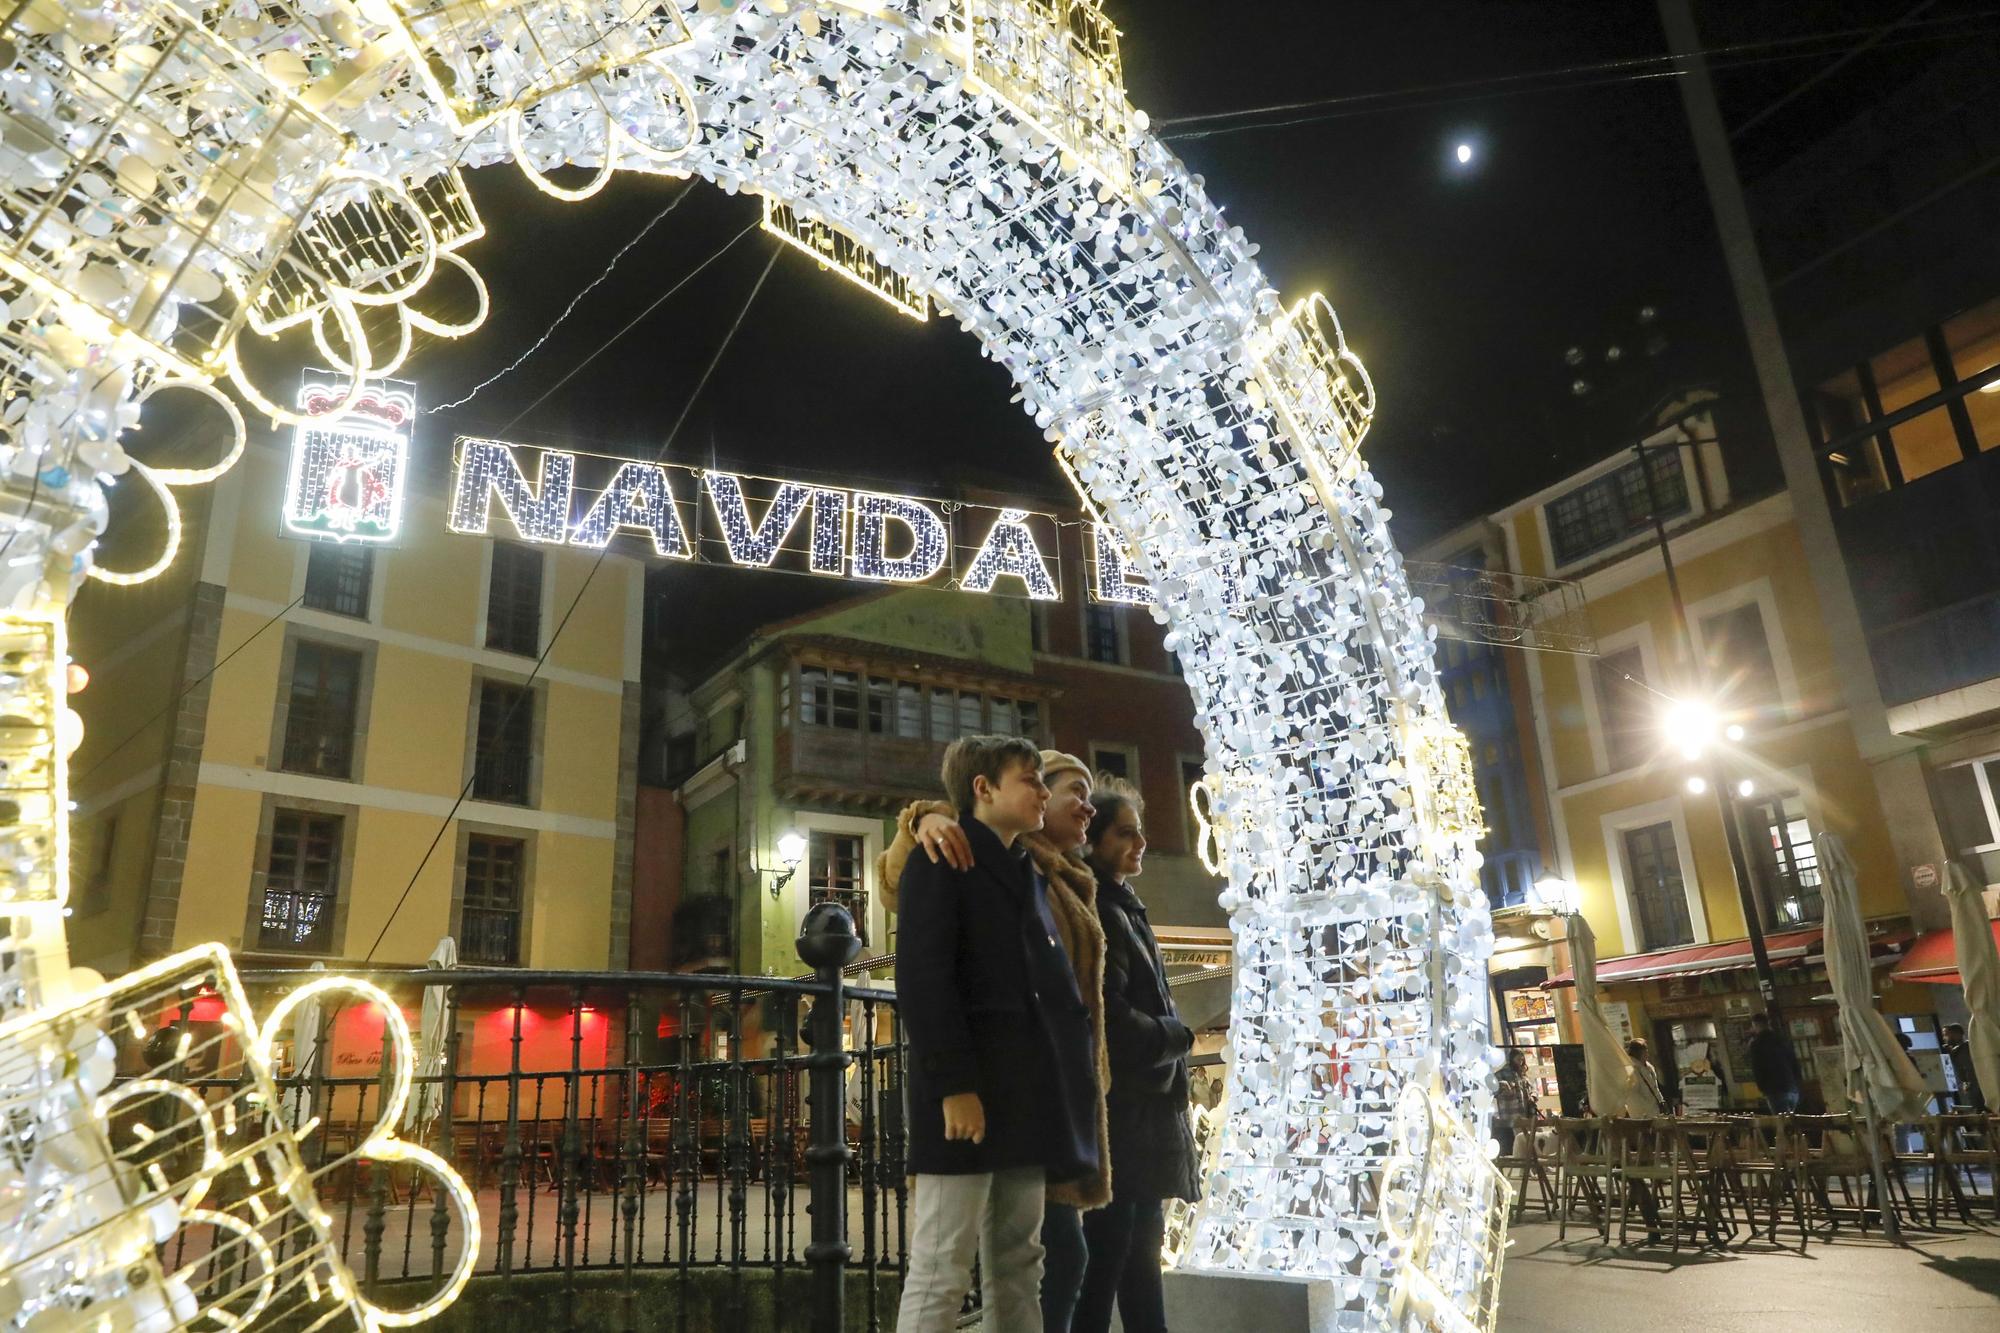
<box><xmin>960</xmin><ymin>508</ymin><xmax>1059</xmax><ymax>599</ymax></box>
<box><xmin>447</xmin><ymin>439</ymin><xmax>576</xmax><ymax>544</ymax></box>
<box><xmin>1092</xmin><ymin>523</ymin><xmax>1159</xmax><ymax>605</ymax></box>
<box><xmin>569</xmin><ymin>461</ymin><xmax>693</xmax><ymax>558</ymax></box>
<box><xmin>283</xmin><ymin>377</ymin><xmax>414</xmax><ymax>546</ymax></box>
<box><xmin>0</xmin><ymin>2</ymin><xmax>1505</xmax><ymax>1325</ymax></box>
<box><xmin>704</xmin><ymin>471</ymin><xmax>814</xmax><ymax>567</ymax></box>
<box><xmin>850</xmin><ymin>491</ymin><xmax>950</xmax><ymax>584</ymax></box>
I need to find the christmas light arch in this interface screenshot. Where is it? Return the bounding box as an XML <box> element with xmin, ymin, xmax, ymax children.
<box><xmin>1</xmin><ymin>2</ymin><xmax>1505</xmax><ymax>1327</ymax></box>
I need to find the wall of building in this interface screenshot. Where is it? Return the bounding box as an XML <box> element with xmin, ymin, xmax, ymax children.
<box><xmin>70</xmin><ymin>433</ymin><xmax>644</xmax><ymax>972</ymax></box>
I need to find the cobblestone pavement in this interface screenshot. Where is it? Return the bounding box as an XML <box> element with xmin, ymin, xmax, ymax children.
<box><xmin>1494</xmin><ymin>1219</ymin><xmax>2000</xmax><ymax>1333</ymax></box>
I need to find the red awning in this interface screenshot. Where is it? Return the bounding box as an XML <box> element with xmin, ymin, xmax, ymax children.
<box><xmin>1543</xmin><ymin>927</ymin><xmax>1824</xmax><ymax>989</ymax></box>
<box><xmin>1889</xmin><ymin>919</ymin><xmax>2000</xmax><ymax>985</ymax></box>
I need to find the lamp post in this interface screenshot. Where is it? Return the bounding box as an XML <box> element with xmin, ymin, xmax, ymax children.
<box><xmin>765</xmin><ymin>828</ymin><xmax>809</xmax><ymax>899</ymax></box>
<box><xmin>1633</xmin><ymin>437</ymin><xmax>1781</xmax><ymax>1015</ymax></box>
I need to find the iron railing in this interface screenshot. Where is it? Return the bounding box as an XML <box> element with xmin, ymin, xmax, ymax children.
<box><xmin>150</xmin><ymin>951</ymin><xmax>908</xmax><ymax>1332</ymax></box>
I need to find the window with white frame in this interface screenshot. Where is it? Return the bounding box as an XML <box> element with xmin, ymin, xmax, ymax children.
<box><xmin>807</xmin><ymin>830</ymin><xmax>868</xmax><ymax>945</ymax></box>
<box><xmin>1700</xmin><ymin>600</ymin><xmax>1783</xmax><ymax>718</ymax></box>
<box><xmin>1622</xmin><ymin>820</ymin><xmax>1695</xmax><ymax>951</ymax></box>
<box><xmin>1593</xmin><ymin>644</ymin><xmax>1653</xmax><ymax>772</ymax></box>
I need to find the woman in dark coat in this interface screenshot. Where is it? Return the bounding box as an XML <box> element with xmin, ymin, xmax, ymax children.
<box><xmin>1073</xmin><ymin>780</ymin><xmax>1199</xmax><ymax>1333</ymax></box>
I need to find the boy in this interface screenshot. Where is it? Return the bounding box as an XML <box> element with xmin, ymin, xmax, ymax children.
<box><xmin>895</xmin><ymin>736</ymin><xmax>1100</xmax><ymax>1332</ymax></box>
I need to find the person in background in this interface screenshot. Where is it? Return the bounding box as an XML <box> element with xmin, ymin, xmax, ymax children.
<box><xmin>1747</xmin><ymin>1012</ymin><xmax>1803</xmax><ymax>1114</ymax></box>
<box><xmin>1492</xmin><ymin>1049</ymin><xmax>1534</xmax><ymax>1157</ymax></box>
<box><xmin>1073</xmin><ymin>780</ymin><xmax>1198</xmax><ymax>1333</ymax></box>
<box><xmin>1620</xmin><ymin>1037</ymin><xmax>1667</xmax><ymax>1244</ymax></box>
<box><xmin>883</xmin><ymin>750</ymin><xmax>1111</xmax><ymax>1332</ymax></box>
<box><xmin>1941</xmin><ymin>1024</ymin><xmax>1985</xmax><ymax>1111</ymax></box>
<box><xmin>894</xmin><ymin>737</ymin><xmax>1100</xmax><ymax>1333</ymax></box>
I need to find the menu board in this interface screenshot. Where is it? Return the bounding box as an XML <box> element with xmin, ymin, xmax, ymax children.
<box><xmin>1505</xmin><ymin>989</ymin><xmax>1556</xmax><ymax>1024</ymax></box>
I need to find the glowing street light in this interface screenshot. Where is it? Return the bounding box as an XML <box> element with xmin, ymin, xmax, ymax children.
<box><xmin>1662</xmin><ymin>697</ymin><xmax>1719</xmax><ymax>760</ymax></box>
<box><xmin>1686</xmin><ymin>775</ymin><xmax>1708</xmax><ymax>795</ymax></box>
<box><xmin>1530</xmin><ymin>875</ymin><xmax>1577</xmax><ymax>915</ymax></box>
<box><xmin>1736</xmin><ymin>778</ymin><xmax>1755</xmax><ymax>798</ymax></box>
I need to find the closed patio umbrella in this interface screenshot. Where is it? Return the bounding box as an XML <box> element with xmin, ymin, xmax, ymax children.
<box><xmin>1818</xmin><ymin>832</ymin><xmax>1927</xmax><ymax>1239</ymax></box>
<box><xmin>1945</xmin><ymin>861</ymin><xmax>2000</xmax><ymax>1105</ymax></box>
<box><xmin>285</xmin><ymin>961</ymin><xmax>329</xmax><ymax>1130</ymax></box>
<box><xmin>1566</xmin><ymin>912</ymin><xmax>1656</xmax><ymax>1116</ymax></box>
<box><xmin>402</xmin><ymin>937</ymin><xmax>458</xmax><ymax>1136</ymax></box>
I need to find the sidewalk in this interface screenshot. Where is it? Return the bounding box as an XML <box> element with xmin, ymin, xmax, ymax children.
<box><xmin>1494</xmin><ymin>1219</ymin><xmax>2000</xmax><ymax>1333</ymax></box>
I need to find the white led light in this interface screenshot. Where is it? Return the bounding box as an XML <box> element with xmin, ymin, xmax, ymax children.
<box><xmin>851</xmin><ymin>491</ymin><xmax>950</xmax><ymax>583</ymax></box>
<box><xmin>1092</xmin><ymin>523</ymin><xmax>1159</xmax><ymax>605</ymax></box>
<box><xmin>569</xmin><ymin>461</ymin><xmax>693</xmax><ymax>558</ymax></box>
<box><xmin>704</xmin><ymin>471</ymin><xmax>813</xmax><ymax>567</ymax></box>
<box><xmin>448</xmin><ymin>439</ymin><xmax>575</xmax><ymax>543</ymax></box>
<box><xmin>283</xmin><ymin>377</ymin><xmax>414</xmax><ymax>546</ymax></box>
<box><xmin>961</xmin><ymin>508</ymin><xmax>1059</xmax><ymax>599</ymax></box>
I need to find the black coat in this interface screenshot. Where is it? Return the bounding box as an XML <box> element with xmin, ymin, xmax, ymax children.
<box><xmin>1095</xmin><ymin>871</ymin><xmax>1200</xmax><ymax>1203</ymax></box>
<box><xmin>896</xmin><ymin>816</ymin><xmax>1100</xmax><ymax>1181</ymax></box>
<box><xmin>1748</xmin><ymin>1028</ymin><xmax>1801</xmax><ymax>1096</ymax></box>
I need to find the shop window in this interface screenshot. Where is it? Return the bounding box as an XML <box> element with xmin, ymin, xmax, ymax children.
<box><xmin>486</xmin><ymin>543</ymin><xmax>543</xmax><ymax>657</ymax></box>
<box><xmin>281</xmin><ymin>641</ymin><xmax>361</xmax><ymax>779</ymax></box>
<box><xmin>1700</xmin><ymin>601</ymin><xmax>1783</xmax><ymax>717</ymax></box>
<box><xmin>807</xmin><ymin>831</ymin><xmax>867</xmax><ymax>945</ymax></box>
<box><xmin>260</xmin><ymin>811</ymin><xmax>341</xmax><ymax>953</ymax></box>
<box><xmin>1622</xmin><ymin>821</ymin><xmax>1694</xmax><ymax>951</ymax></box>
<box><xmin>461</xmin><ymin>835</ymin><xmax>524</xmax><ymax>964</ymax></box>
<box><xmin>302</xmin><ymin>543</ymin><xmax>373</xmax><ymax>619</ymax></box>
<box><xmin>472</xmin><ymin>680</ymin><xmax>534</xmax><ymax>804</ymax></box>
<box><xmin>1593</xmin><ymin>645</ymin><xmax>1652</xmax><ymax>772</ymax></box>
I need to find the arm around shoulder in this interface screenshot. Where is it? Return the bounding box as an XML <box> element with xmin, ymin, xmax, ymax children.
<box><xmin>877</xmin><ymin>799</ymin><xmax>956</xmax><ymax>914</ymax></box>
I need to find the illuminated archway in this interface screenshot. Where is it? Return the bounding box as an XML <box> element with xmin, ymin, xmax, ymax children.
<box><xmin>2</xmin><ymin>2</ymin><xmax>1504</xmax><ymax>1325</ymax></box>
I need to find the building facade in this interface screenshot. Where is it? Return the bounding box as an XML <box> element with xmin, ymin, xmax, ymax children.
<box><xmin>68</xmin><ymin>428</ymin><xmax>645</xmax><ymax>976</ymax></box>
<box><xmin>1484</xmin><ymin>400</ymin><xmax>1934</xmax><ymax>1108</ymax></box>
<box><xmin>637</xmin><ymin>521</ymin><xmax>1227</xmax><ymax>989</ymax></box>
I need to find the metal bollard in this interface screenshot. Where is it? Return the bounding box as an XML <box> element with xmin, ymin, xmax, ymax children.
<box><xmin>797</xmin><ymin>904</ymin><xmax>862</xmax><ymax>1333</ymax></box>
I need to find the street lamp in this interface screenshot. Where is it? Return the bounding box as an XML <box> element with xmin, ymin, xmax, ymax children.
<box><xmin>765</xmin><ymin>829</ymin><xmax>808</xmax><ymax>898</ymax></box>
<box><xmin>1530</xmin><ymin>875</ymin><xmax>1577</xmax><ymax>916</ymax></box>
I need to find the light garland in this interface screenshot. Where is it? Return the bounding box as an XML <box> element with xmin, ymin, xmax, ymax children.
<box><xmin>570</xmin><ymin>460</ymin><xmax>696</xmax><ymax>558</ymax></box>
<box><xmin>704</xmin><ymin>471</ymin><xmax>815</xmax><ymax>567</ymax></box>
<box><xmin>1092</xmin><ymin>523</ymin><xmax>1160</xmax><ymax>606</ymax></box>
<box><xmin>960</xmin><ymin>508</ymin><xmax>1059</xmax><ymax>599</ymax></box>
<box><xmin>0</xmin><ymin>0</ymin><xmax>1506</xmax><ymax>1325</ymax></box>
<box><xmin>284</xmin><ymin>377</ymin><xmax>415</xmax><ymax>546</ymax></box>
<box><xmin>850</xmin><ymin>490</ymin><xmax>951</xmax><ymax>584</ymax></box>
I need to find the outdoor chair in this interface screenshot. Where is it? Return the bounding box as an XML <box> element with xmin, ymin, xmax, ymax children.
<box><xmin>1709</xmin><ymin>1115</ymin><xmax>1796</xmax><ymax>1246</ymax></box>
<box><xmin>1499</xmin><ymin>1116</ymin><xmax>1557</xmax><ymax>1221</ymax></box>
<box><xmin>1934</xmin><ymin>1112</ymin><xmax>1996</xmax><ymax>1221</ymax></box>
<box><xmin>1791</xmin><ymin>1114</ymin><xmax>1913</xmax><ymax>1243</ymax></box>
<box><xmin>1553</xmin><ymin>1117</ymin><xmax>1615</xmax><ymax>1243</ymax></box>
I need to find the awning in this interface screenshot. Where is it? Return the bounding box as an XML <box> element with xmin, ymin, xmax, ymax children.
<box><xmin>1890</xmin><ymin>919</ymin><xmax>2000</xmax><ymax>985</ymax></box>
<box><xmin>1543</xmin><ymin>927</ymin><xmax>1824</xmax><ymax>989</ymax></box>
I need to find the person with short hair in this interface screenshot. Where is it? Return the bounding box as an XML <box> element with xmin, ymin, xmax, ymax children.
<box><xmin>1941</xmin><ymin>1023</ymin><xmax>1985</xmax><ymax>1111</ymax></box>
<box><xmin>894</xmin><ymin>737</ymin><xmax>1100</xmax><ymax>1333</ymax></box>
<box><xmin>1748</xmin><ymin>1012</ymin><xmax>1803</xmax><ymax>1114</ymax></box>
<box><xmin>882</xmin><ymin>751</ymin><xmax>1109</xmax><ymax>1332</ymax></box>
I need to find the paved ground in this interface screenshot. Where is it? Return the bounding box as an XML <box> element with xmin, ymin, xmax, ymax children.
<box><xmin>1491</xmin><ymin>1219</ymin><xmax>2000</xmax><ymax>1333</ymax></box>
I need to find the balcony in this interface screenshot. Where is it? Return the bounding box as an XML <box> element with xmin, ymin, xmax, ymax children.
<box><xmin>774</xmin><ymin>724</ymin><xmax>948</xmax><ymax>809</ymax></box>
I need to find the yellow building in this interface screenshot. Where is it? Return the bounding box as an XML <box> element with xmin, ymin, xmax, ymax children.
<box><xmin>1490</xmin><ymin>396</ymin><xmax>1933</xmax><ymax>1107</ymax></box>
<box><xmin>66</xmin><ymin>413</ymin><xmax>644</xmax><ymax>977</ymax></box>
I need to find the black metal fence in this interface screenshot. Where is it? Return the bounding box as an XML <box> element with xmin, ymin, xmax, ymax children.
<box><xmin>162</xmin><ymin>947</ymin><xmax>910</xmax><ymax>1331</ymax></box>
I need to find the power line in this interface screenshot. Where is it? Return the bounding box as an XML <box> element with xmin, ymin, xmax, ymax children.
<box><xmin>1155</xmin><ymin>12</ymin><xmax>2000</xmax><ymax>141</ymax></box>
<box><xmin>360</xmin><ymin>241</ymin><xmax>785</xmax><ymax>962</ymax></box>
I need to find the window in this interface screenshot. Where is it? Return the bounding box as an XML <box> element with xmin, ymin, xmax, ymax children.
<box><xmin>930</xmin><ymin>687</ymin><xmax>956</xmax><ymax>740</ymax></box>
<box><xmin>1944</xmin><ymin>297</ymin><xmax>2000</xmax><ymax>451</ymax></box>
<box><xmin>807</xmin><ymin>831</ymin><xmax>868</xmax><ymax>945</ymax></box>
<box><xmin>281</xmin><ymin>641</ymin><xmax>362</xmax><ymax>778</ymax></box>
<box><xmin>1092</xmin><ymin>745</ymin><xmax>1135</xmax><ymax>783</ymax></box>
<box><xmin>867</xmin><ymin>677</ymin><xmax>893</xmax><ymax>734</ymax></box>
<box><xmin>1623</xmin><ymin>822</ymin><xmax>1694</xmax><ymax>951</ymax></box>
<box><xmin>707</xmin><ymin>846</ymin><xmax>733</xmax><ymax>894</ymax></box>
<box><xmin>1017</xmin><ymin>699</ymin><xmax>1041</xmax><ymax>742</ymax></box>
<box><xmin>957</xmin><ymin>690</ymin><xmax>982</xmax><ymax>736</ymax></box>
<box><xmin>1085</xmin><ymin>603</ymin><xmax>1124</xmax><ymax>664</ymax></box>
<box><xmin>472</xmin><ymin>680</ymin><xmax>534</xmax><ymax>804</ymax></box>
<box><xmin>1935</xmin><ymin>757</ymin><xmax>2000</xmax><ymax>855</ymax></box>
<box><xmin>302</xmin><ymin>543</ymin><xmax>373</xmax><ymax>618</ymax></box>
<box><xmin>1545</xmin><ymin>449</ymin><xmax>1688</xmax><ymax>566</ymax></box>
<box><xmin>895</xmin><ymin>682</ymin><xmax>924</xmax><ymax>738</ymax></box>
<box><xmin>461</xmin><ymin>834</ymin><xmax>524</xmax><ymax>964</ymax></box>
<box><xmin>1593</xmin><ymin>645</ymin><xmax>1652</xmax><ymax>773</ymax></box>
<box><xmin>260</xmin><ymin>810</ymin><xmax>340</xmax><ymax>952</ymax></box>
<box><xmin>1030</xmin><ymin>605</ymin><xmax>1047</xmax><ymax>653</ymax></box>
<box><xmin>1744</xmin><ymin>793</ymin><xmax>1822</xmax><ymax>927</ymax></box>
<box><xmin>486</xmin><ymin>543</ymin><xmax>543</xmax><ymax>656</ymax></box>
<box><xmin>991</xmin><ymin>696</ymin><xmax>1018</xmax><ymax>736</ymax></box>
<box><xmin>798</xmin><ymin>668</ymin><xmax>859</xmax><ymax>730</ymax></box>
<box><xmin>1700</xmin><ymin>601</ymin><xmax>1782</xmax><ymax>716</ymax></box>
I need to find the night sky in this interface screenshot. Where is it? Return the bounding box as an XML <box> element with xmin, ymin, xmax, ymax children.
<box><xmin>190</xmin><ymin>2</ymin><xmax>1990</xmax><ymax>675</ymax></box>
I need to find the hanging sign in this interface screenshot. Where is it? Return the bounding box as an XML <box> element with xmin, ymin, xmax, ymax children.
<box><xmin>445</xmin><ymin>436</ymin><xmax>1096</xmax><ymax>601</ymax></box>
<box><xmin>282</xmin><ymin>371</ymin><xmax>414</xmax><ymax>545</ymax></box>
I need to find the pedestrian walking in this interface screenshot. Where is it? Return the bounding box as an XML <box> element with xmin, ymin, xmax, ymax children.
<box><xmin>1941</xmin><ymin>1024</ymin><xmax>1985</xmax><ymax>1111</ymax></box>
<box><xmin>1493</xmin><ymin>1049</ymin><xmax>1535</xmax><ymax>1157</ymax></box>
<box><xmin>1748</xmin><ymin>1012</ymin><xmax>1803</xmax><ymax>1114</ymax></box>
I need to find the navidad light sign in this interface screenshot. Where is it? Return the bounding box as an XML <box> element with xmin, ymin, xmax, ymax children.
<box><xmin>444</xmin><ymin>437</ymin><xmax>1161</xmax><ymax>605</ymax></box>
